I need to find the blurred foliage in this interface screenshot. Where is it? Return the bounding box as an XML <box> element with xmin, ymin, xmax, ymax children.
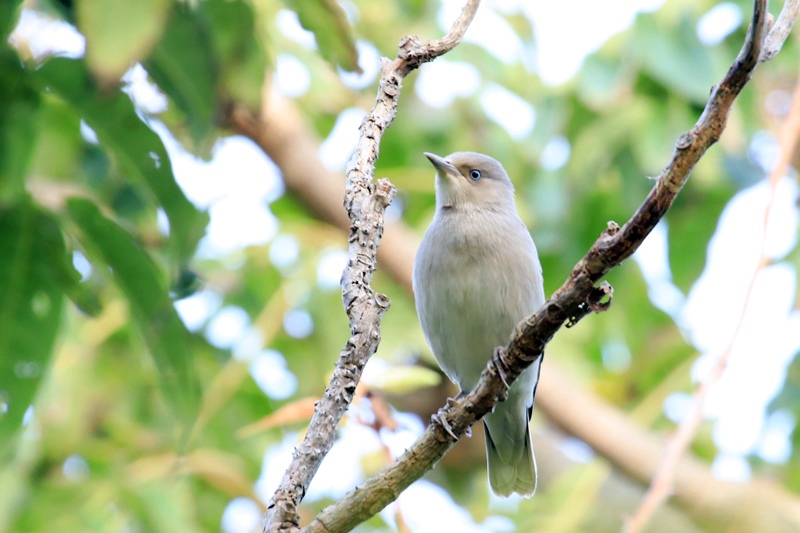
<box><xmin>1</xmin><ymin>0</ymin><xmax>799</xmax><ymax>532</ymax></box>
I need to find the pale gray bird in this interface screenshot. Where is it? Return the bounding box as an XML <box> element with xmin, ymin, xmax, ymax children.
<box><xmin>413</xmin><ymin>151</ymin><xmax>546</xmax><ymax>497</ymax></box>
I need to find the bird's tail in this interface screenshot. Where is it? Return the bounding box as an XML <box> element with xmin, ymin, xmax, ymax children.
<box><xmin>484</xmin><ymin>421</ymin><xmax>537</xmax><ymax>497</ymax></box>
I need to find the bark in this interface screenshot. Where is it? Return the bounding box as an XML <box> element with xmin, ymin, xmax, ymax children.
<box><xmin>226</xmin><ymin>1</ymin><xmax>800</xmax><ymax>531</ymax></box>
<box><xmin>249</xmin><ymin>1</ymin><xmax>482</xmax><ymax>531</ymax></box>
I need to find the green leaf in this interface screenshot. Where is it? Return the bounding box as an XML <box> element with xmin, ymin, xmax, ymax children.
<box><xmin>124</xmin><ymin>481</ymin><xmax>203</xmax><ymax>533</ymax></box>
<box><xmin>202</xmin><ymin>0</ymin><xmax>268</xmax><ymax>111</ymax></box>
<box><xmin>667</xmin><ymin>182</ymin><xmax>733</xmax><ymax>293</ymax></box>
<box><xmin>0</xmin><ymin>0</ymin><xmax>23</xmax><ymax>42</ymax></box>
<box><xmin>147</xmin><ymin>4</ymin><xmax>218</xmax><ymax>148</ymax></box>
<box><xmin>0</xmin><ymin>202</ymin><xmax>65</xmax><ymax>443</ymax></box>
<box><xmin>0</xmin><ymin>48</ymin><xmax>39</xmax><ymax>201</ymax></box>
<box><xmin>633</xmin><ymin>13</ymin><xmax>719</xmax><ymax>103</ymax></box>
<box><xmin>76</xmin><ymin>0</ymin><xmax>172</xmax><ymax>85</ymax></box>
<box><xmin>283</xmin><ymin>0</ymin><xmax>361</xmax><ymax>74</ymax></box>
<box><xmin>577</xmin><ymin>54</ymin><xmax>627</xmax><ymax>107</ymax></box>
<box><xmin>34</xmin><ymin>57</ymin><xmax>208</xmax><ymax>263</ymax></box>
<box><xmin>66</xmin><ymin>198</ymin><xmax>201</xmax><ymax>421</ymax></box>
<box><xmin>367</xmin><ymin>365</ymin><xmax>441</xmax><ymax>394</ymax></box>
<box><xmin>33</xmin><ymin>208</ymin><xmax>103</xmax><ymax>318</ymax></box>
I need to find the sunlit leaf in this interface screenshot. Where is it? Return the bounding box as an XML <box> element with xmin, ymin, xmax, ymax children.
<box><xmin>0</xmin><ymin>48</ymin><xmax>38</xmax><ymax>201</ymax></box>
<box><xmin>76</xmin><ymin>0</ymin><xmax>172</xmax><ymax>85</ymax></box>
<box><xmin>67</xmin><ymin>198</ymin><xmax>201</xmax><ymax>421</ymax></box>
<box><xmin>237</xmin><ymin>396</ymin><xmax>318</xmax><ymax>437</ymax></box>
<box><xmin>283</xmin><ymin>0</ymin><xmax>361</xmax><ymax>74</ymax></box>
<box><xmin>203</xmin><ymin>0</ymin><xmax>268</xmax><ymax>111</ymax></box>
<box><xmin>667</xmin><ymin>182</ymin><xmax>733</xmax><ymax>292</ymax></box>
<box><xmin>633</xmin><ymin>13</ymin><xmax>719</xmax><ymax>103</ymax></box>
<box><xmin>147</xmin><ymin>4</ymin><xmax>217</xmax><ymax>148</ymax></box>
<box><xmin>4</xmin><ymin>1</ymin><xmax>800</xmax><ymax>528</ymax></box>
<box><xmin>124</xmin><ymin>480</ymin><xmax>203</xmax><ymax>533</ymax></box>
<box><xmin>0</xmin><ymin>202</ymin><xmax>65</xmax><ymax>443</ymax></box>
<box><xmin>366</xmin><ymin>365</ymin><xmax>441</xmax><ymax>394</ymax></box>
<box><xmin>577</xmin><ymin>53</ymin><xmax>627</xmax><ymax>108</ymax></box>
<box><xmin>0</xmin><ymin>0</ymin><xmax>23</xmax><ymax>42</ymax></box>
<box><xmin>34</xmin><ymin>57</ymin><xmax>208</xmax><ymax>263</ymax></box>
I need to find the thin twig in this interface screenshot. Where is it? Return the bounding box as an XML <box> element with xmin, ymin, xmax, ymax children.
<box><xmin>234</xmin><ymin>37</ymin><xmax>800</xmax><ymax>533</ymax></box>
<box><xmin>625</xmin><ymin>69</ymin><xmax>800</xmax><ymax>533</ymax></box>
<box><xmin>303</xmin><ymin>1</ymin><xmax>773</xmax><ymax>531</ymax></box>
<box><xmin>762</xmin><ymin>0</ymin><xmax>800</xmax><ymax>62</ymax></box>
<box><xmin>260</xmin><ymin>1</ymin><xmax>481</xmax><ymax>531</ymax></box>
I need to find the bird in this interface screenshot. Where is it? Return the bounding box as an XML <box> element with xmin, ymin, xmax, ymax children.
<box><xmin>413</xmin><ymin>151</ymin><xmax>546</xmax><ymax>497</ymax></box>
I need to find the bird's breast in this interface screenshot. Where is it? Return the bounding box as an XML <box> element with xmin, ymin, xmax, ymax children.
<box><xmin>413</xmin><ymin>209</ymin><xmax>545</xmax><ymax>389</ymax></box>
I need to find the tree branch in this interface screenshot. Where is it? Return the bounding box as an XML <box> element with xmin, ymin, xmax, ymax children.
<box><xmin>228</xmin><ymin>0</ymin><xmax>800</xmax><ymax>530</ymax></box>
<box><xmin>298</xmin><ymin>1</ymin><xmax>777</xmax><ymax>531</ymax></box>
<box><xmin>762</xmin><ymin>0</ymin><xmax>800</xmax><ymax>62</ymax></box>
<box><xmin>537</xmin><ymin>363</ymin><xmax>800</xmax><ymax>532</ymax></box>
<box><xmin>626</xmin><ymin>29</ymin><xmax>800</xmax><ymax>532</ymax></box>
<box><xmin>230</xmin><ymin>62</ymin><xmax>800</xmax><ymax>533</ymax></box>
<box><xmin>251</xmin><ymin>1</ymin><xmax>481</xmax><ymax>531</ymax></box>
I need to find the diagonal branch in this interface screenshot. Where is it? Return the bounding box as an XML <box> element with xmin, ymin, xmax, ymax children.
<box><xmin>242</xmin><ymin>90</ymin><xmax>800</xmax><ymax>528</ymax></box>
<box><xmin>301</xmin><ymin>1</ymin><xmax>774</xmax><ymax>531</ymax></box>
<box><xmin>254</xmin><ymin>1</ymin><xmax>481</xmax><ymax>531</ymax></box>
<box><xmin>626</xmin><ymin>15</ymin><xmax>800</xmax><ymax>530</ymax></box>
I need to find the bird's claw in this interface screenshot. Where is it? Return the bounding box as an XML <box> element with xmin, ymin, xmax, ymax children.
<box><xmin>449</xmin><ymin>395</ymin><xmax>472</xmax><ymax>437</ymax></box>
<box><xmin>432</xmin><ymin>409</ymin><xmax>458</xmax><ymax>440</ymax></box>
<box><xmin>492</xmin><ymin>348</ymin><xmax>510</xmax><ymax>389</ymax></box>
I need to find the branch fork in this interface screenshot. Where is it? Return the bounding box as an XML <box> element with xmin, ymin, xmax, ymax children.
<box><xmin>262</xmin><ymin>2</ymin><xmax>481</xmax><ymax>531</ymax></box>
<box><xmin>260</xmin><ymin>0</ymin><xmax>800</xmax><ymax>531</ymax></box>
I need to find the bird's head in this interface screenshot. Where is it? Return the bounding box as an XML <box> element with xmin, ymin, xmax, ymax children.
<box><xmin>424</xmin><ymin>151</ymin><xmax>516</xmax><ymax>211</ymax></box>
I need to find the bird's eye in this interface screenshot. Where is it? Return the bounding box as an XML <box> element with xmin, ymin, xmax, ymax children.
<box><xmin>469</xmin><ymin>169</ymin><xmax>482</xmax><ymax>180</ymax></box>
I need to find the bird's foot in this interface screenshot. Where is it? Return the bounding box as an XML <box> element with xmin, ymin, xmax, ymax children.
<box><xmin>492</xmin><ymin>347</ymin><xmax>511</xmax><ymax>389</ymax></box>
<box><xmin>432</xmin><ymin>409</ymin><xmax>458</xmax><ymax>440</ymax></box>
<box><xmin>445</xmin><ymin>396</ymin><xmax>463</xmax><ymax>409</ymax></box>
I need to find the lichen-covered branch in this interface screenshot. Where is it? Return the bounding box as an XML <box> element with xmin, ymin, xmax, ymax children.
<box><xmin>304</xmin><ymin>1</ymin><xmax>782</xmax><ymax>531</ymax></box>
<box><xmin>259</xmin><ymin>1</ymin><xmax>481</xmax><ymax>531</ymax></box>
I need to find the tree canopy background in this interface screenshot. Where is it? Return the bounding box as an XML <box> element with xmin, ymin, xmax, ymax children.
<box><xmin>2</xmin><ymin>0</ymin><xmax>800</xmax><ymax>532</ymax></box>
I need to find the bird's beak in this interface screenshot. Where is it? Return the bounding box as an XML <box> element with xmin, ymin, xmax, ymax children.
<box><xmin>424</xmin><ymin>152</ymin><xmax>459</xmax><ymax>178</ymax></box>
